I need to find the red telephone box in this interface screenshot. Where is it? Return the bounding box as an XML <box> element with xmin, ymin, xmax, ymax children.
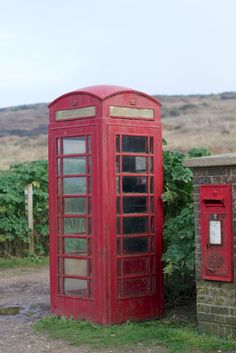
<box><xmin>200</xmin><ymin>184</ymin><xmax>233</xmax><ymax>282</ymax></box>
<box><xmin>48</xmin><ymin>85</ymin><xmax>164</xmax><ymax>324</ymax></box>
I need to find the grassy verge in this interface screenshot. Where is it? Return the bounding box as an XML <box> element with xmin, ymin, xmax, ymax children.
<box><xmin>0</xmin><ymin>256</ymin><xmax>48</xmax><ymax>270</ymax></box>
<box><xmin>34</xmin><ymin>315</ymin><xmax>236</xmax><ymax>353</ymax></box>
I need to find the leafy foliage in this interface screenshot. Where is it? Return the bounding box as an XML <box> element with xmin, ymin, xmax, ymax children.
<box><xmin>162</xmin><ymin>150</ymin><xmax>193</xmax><ymax>218</ymax></box>
<box><xmin>0</xmin><ymin>144</ymin><xmax>210</xmax><ymax>303</ymax></box>
<box><xmin>0</xmin><ymin>160</ymin><xmax>48</xmax><ymax>257</ymax></box>
<box><xmin>162</xmin><ymin>147</ymin><xmax>210</xmax><ymax>303</ymax></box>
<box><xmin>187</xmin><ymin>147</ymin><xmax>211</xmax><ymax>158</ymax></box>
<box><xmin>162</xmin><ymin>150</ymin><xmax>194</xmax><ymax>302</ymax></box>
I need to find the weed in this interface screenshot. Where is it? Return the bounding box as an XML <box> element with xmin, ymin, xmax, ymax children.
<box><xmin>0</xmin><ymin>256</ymin><xmax>48</xmax><ymax>270</ymax></box>
<box><xmin>34</xmin><ymin>315</ymin><xmax>236</xmax><ymax>353</ymax></box>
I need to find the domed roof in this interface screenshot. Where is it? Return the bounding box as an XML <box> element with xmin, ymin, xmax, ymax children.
<box><xmin>49</xmin><ymin>85</ymin><xmax>160</xmax><ymax>106</ymax></box>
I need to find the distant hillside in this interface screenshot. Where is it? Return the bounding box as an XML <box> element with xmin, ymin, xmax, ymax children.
<box><xmin>0</xmin><ymin>92</ymin><xmax>235</xmax><ymax>169</ymax></box>
<box><xmin>0</xmin><ymin>103</ymin><xmax>48</xmax><ymax>169</ymax></box>
<box><xmin>155</xmin><ymin>92</ymin><xmax>236</xmax><ymax>154</ymax></box>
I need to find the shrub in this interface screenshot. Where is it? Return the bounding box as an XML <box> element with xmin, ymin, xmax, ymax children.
<box><xmin>0</xmin><ymin>160</ymin><xmax>48</xmax><ymax>256</ymax></box>
<box><xmin>0</xmin><ymin>145</ymin><xmax>210</xmax><ymax>304</ymax></box>
<box><xmin>162</xmin><ymin>147</ymin><xmax>210</xmax><ymax>304</ymax></box>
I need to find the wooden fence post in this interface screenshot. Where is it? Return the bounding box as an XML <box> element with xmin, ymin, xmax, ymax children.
<box><xmin>24</xmin><ymin>184</ymin><xmax>34</xmax><ymax>253</ymax></box>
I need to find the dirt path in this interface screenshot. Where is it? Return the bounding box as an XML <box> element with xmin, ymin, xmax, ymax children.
<box><xmin>0</xmin><ymin>266</ymin><xmax>230</xmax><ymax>353</ymax></box>
<box><xmin>0</xmin><ymin>266</ymin><xmax>169</xmax><ymax>353</ymax></box>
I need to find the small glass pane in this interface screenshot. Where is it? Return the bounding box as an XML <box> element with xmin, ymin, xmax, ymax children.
<box><xmin>57</xmin><ymin>139</ymin><xmax>61</xmax><ymax>155</ymax></box>
<box><xmin>63</xmin><ymin>177</ymin><xmax>86</xmax><ymax>194</ymax></box>
<box><xmin>88</xmin><ymin>238</ymin><xmax>92</xmax><ymax>255</ymax></box>
<box><xmin>150</xmin><ymin>237</ymin><xmax>155</xmax><ymax>252</ymax></box>
<box><xmin>116</xmin><ymin>156</ymin><xmax>120</xmax><ymax>173</ymax></box>
<box><xmin>57</xmin><ymin>197</ymin><xmax>62</xmax><ymax>214</ymax></box>
<box><xmin>116</xmin><ymin>197</ymin><xmax>121</xmax><ymax>214</ymax></box>
<box><xmin>87</xmin><ymin>135</ymin><xmax>91</xmax><ymax>154</ymax></box>
<box><xmin>117</xmin><ymin>280</ymin><xmax>122</xmax><ymax>298</ymax></box>
<box><xmin>58</xmin><ymin>257</ymin><xmax>63</xmax><ymax>273</ymax></box>
<box><xmin>150</xmin><ymin>137</ymin><xmax>153</xmax><ymax>153</ymax></box>
<box><xmin>116</xmin><ymin>217</ymin><xmax>121</xmax><ymax>235</ymax></box>
<box><xmin>149</xmin><ymin>157</ymin><xmax>154</xmax><ymax>173</ymax></box>
<box><xmin>122</xmin><ymin>156</ymin><xmax>147</xmax><ymax>173</ymax></box>
<box><xmin>152</xmin><ymin>276</ymin><xmax>156</xmax><ymax>294</ymax></box>
<box><xmin>89</xmin><ymin>280</ymin><xmax>93</xmax><ymax>298</ymax></box>
<box><xmin>88</xmin><ymin>197</ymin><xmax>92</xmax><ymax>214</ymax></box>
<box><xmin>116</xmin><ymin>135</ymin><xmax>120</xmax><ymax>152</ymax></box>
<box><xmin>64</xmin><ymin>278</ymin><xmax>87</xmax><ymax>297</ymax></box>
<box><xmin>64</xmin><ymin>198</ymin><xmax>86</xmax><ymax>214</ymax></box>
<box><xmin>57</xmin><ymin>159</ymin><xmax>60</xmax><ymax>175</ymax></box>
<box><xmin>64</xmin><ymin>218</ymin><xmax>86</xmax><ymax>234</ymax></box>
<box><xmin>57</xmin><ymin>178</ymin><xmax>61</xmax><ymax>195</ymax></box>
<box><xmin>116</xmin><ymin>177</ymin><xmax>120</xmax><ymax>193</ymax></box>
<box><xmin>123</xmin><ymin>277</ymin><xmax>149</xmax><ymax>297</ymax></box>
<box><xmin>63</xmin><ymin>137</ymin><xmax>86</xmax><ymax>155</ymax></box>
<box><xmin>123</xmin><ymin>197</ymin><xmax>147</xmax><ymax>213</ymax></box>
<box><xmin>123</xmin><ymin>216</ymin><xmax>148</xmax><ymax>234</ymax></box>
<box><xmin>63</xmin><ymin>158</ymin><xmax>86</xmax><ymax>175</ymax></box>
<box><xmin>89</xmin><ymin>260</ymin><xmax>93</xmax><ymax>277</ymax></box>
<box><xmin>64</xmin><ymin>258</ymin><xmax>87</xmax><ymax>276</ymax></box>
<box><xmin>88</xmin><ymin>156</ymin><xmax>91</xmax><ymax>174</ymax></box>
<box><xmin>123</xmin><ymin>257</ymin><xmax>148</xmax><ymax>275</ymax></box>
<box><xmin>88</xmin><ymin>218</ymin><xmax>92</xmax><ymax>235</ymax></box>
<box><xmin>58</xmin><ymin>277</ymin><xmax>63</xmax><ymax>294</ymax></box>
<box><xmin>117</xmin><ymin>259</ymin><xmax>121</xmax><ymax>276</ymax></box>
<box><xmin>117</xmin><ymin>238</ymin><xmax>121</xmax><ymax>255</ymax></box>
<box><xmin>122</xmin><ymin>136</ymin><xmax>148</xmax><ymax>153</ymax></box>
<box><xmin>64</xmin><ymin>238</ymin><xmax>87</xmax><ymax>256</ymax></box>
<box><xmin>88</xmin><ymin>176</ymin><xmax>92</xmax><ymax>194</ymax></box>
<box><xmin>57</xmin><ymin>218</ymin><xmax>62</xmax><ymax>234</ymax></box>
<box><xmin>150</xmin><ymin>197</ymin><xmax>154</xmax><ymax>212</ymax></box>
<box><xmin>122</xmin><ymin>176</ymin><xmax>147</xmax><ymax>193</ymax></box>
<box><xmin>123</xmin><ymin>237</ymin><xmax>148</xmax><ymax>254</ymax></box>
<box><xmin>151</xmin><ymin>256</ymin><xmax>156</xmax><ymax>274</ymax></box>
<box><xmin>58</xmin><ymin>237</ymin><xmax>63</xmax><ymax>254</ymax></box>
<box><xmin>150</xmin><ymin>176</ymin><xmax>154</xmax><ymax>193</ymax></box>
<box><xmin>151</xmin><ymin>216</ymin><xmax>155</xmax><ymax>233</ymax></box>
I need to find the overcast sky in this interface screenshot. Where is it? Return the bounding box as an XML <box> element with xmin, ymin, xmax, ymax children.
<box><xmin>0</xmin><ymin>0</ymin><xmax>235</xmax><ymax>107</ymax></box>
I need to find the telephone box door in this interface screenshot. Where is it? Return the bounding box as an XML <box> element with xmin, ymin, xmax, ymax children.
<box><xmin>108</xmin><ymin>126</ymin><xmax>163</xmax><ymax>322</ymax></box>
<box><xmin>49</xmin><ymin>126</ymin><xmax>100</xmax><ymax>320</ymax></box>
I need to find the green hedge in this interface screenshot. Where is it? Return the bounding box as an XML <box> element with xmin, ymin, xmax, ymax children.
<box><xmin>0</xmin><ymin>160</ymin><xmax>48</xmax><ymax>256</ymax></box>
<box><xmin>0</xmin><ymin>146</ymin><xmax>209</xmax><ymax>302</ymax></box>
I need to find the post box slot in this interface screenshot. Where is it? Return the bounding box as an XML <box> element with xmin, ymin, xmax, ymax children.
<box><xmin>203</xmin><ymin>199</ymin><xmax>224</xmax><ymax>206</ymax></box>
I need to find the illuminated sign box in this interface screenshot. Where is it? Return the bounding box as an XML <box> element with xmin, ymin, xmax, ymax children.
<box><xmin>110</xmin><ymin>106</ymin><xmax>154</xmax><ymax>119</ymax></box>
<box><xmin>56</xmin><ymin>107</ymin><xmax>96</xmax><ymax>121</ymax></box>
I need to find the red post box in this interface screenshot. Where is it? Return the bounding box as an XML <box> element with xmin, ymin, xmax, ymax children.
<box><xmin>48</xmin><ymin>85</ymin><xmax>164</xmax><ymax>324</ymax></box>
<box><xmin>200</xmin><ymin>184</ymin><xmax>233</xmax><ymax>282</ymax></box>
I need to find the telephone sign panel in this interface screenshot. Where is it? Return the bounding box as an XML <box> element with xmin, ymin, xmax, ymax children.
<box><xmin>48</xmin><ymin>85</ymin><xmax>164</xmax><ymax>324</ymax></box>
<box><xmin>200</xmin><ymin>184</ymin><xmax>233</xmax><ymax>282</ymax></box>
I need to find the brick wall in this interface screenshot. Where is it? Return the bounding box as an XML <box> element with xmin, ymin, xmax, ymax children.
<box><xmin>192</xmin><ymin>164</ymin><xmax>236</xmax><ymax>336</ymax></box>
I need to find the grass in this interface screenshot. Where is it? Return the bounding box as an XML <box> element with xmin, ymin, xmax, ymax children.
<box><xmin>0</xmin><ymin>256</ymin><xmax>48</xmax><ymax>270</ymax></box>
<box><xmin>34</xmin><ymin>315</ymin><xmax>236</xmax><ymax>353</ymax></box>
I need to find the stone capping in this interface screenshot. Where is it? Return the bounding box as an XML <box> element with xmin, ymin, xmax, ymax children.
<box><xmin>184</xmin><ymin>153</ymin><xmax>236</xmax><ymax>168</ymax></box>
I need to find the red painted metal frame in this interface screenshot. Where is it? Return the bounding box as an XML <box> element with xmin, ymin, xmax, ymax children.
<box><xmin>200</xmin><ymin>184</ymin><xmax>233</xmax><ymax>282</ymax></box>
<box><xmin>48</xmin><ymin>85</ymin><xmax>164</xmax><ymax>324</ymax></box>
<box><xmin>108</xmin><ymin>126</ymin><xmax>163</xmax><ymax>323</ymax></box>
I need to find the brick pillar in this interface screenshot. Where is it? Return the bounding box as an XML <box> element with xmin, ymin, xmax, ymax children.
<box><xmin>185</xmin><ymin>154</ymin><xmax>236</xmax><ymax>337</ymax></box>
